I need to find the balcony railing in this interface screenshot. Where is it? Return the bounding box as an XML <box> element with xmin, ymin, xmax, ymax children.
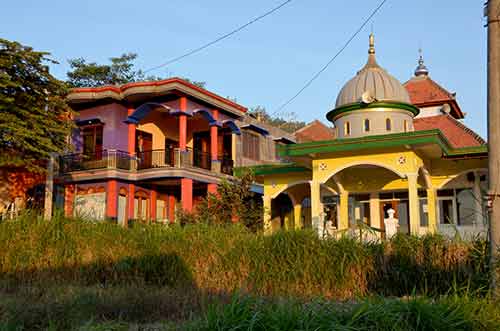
<box><xmin>59</xmin><ymin>148</ymin><xmax>233</xmax><ymax>175</ymax></box>
<box><xmin>60</xmin><ymin>150</ymin><xmax>132</xmax><ymax>173</ymax></box>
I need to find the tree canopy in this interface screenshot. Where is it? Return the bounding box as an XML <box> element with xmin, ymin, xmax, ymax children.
<box><xmin>66</xmin><ymin>53</ymin><xmax>207</xmax><ymax>89</ymax></box>
<box><xmin>0</xmin><ymin>38</ymin><xmax>73</xmax><ymax>170</ymax></box>
<box><xmin>249</xmin><ymin>106</ymin><xmax>306</xmax><ymax>133</ymax></box>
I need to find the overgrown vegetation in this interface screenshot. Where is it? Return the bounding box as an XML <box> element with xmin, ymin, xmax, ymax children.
<box><xmin>178</xmin><ymin>171</ymin><xmax>263</xmax><ymax>231</ymax></box>
<box><xmin>249</xmin><ymin>105</ymin><xmax>306</xmax><ymax>133</ymax></box>
<box><xmin>0</xmin><ymin>212</ymin><xmax>497</xmax><ymax>329</ymax></box>
<box><xmin>0</xmin><ymin>212</ymin><xmax>490</xmax><ymax>297</ymax></box>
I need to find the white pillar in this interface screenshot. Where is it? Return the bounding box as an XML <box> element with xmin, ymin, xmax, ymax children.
<box><xmin>311</xmin><ymin>180</ymin><xmax>323</xmax><ymax>237</ymax></box>
<box><xmin>44</xmin><ymin>153</ymin><xmax>56</xmax><ymax>220</ymax></box>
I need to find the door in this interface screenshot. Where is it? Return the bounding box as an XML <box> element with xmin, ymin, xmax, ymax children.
<box><xmin>136</xmin><ymin>130</ymin><xmax>153</xmax><ymax>168</ymax></box>
<box><xmin>165</xmin><ymin>138</ymin><xmax>178</xmax><ymax>166</ymax></box>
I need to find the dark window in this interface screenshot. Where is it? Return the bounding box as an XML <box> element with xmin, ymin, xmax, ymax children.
<box><xmin>364</xmin><ymin>119</ymin><xmax>370</xmax><ymax>132</ymax></box>
<box><xmin>82</xmin><ymin>125</ymin><xmax>103</xmax><ymax>159</ymax></box>
<box><xmin>242</xmin><ymin>131</ymin><xmax>260</xmax><ymax>160</ymax></box>
<box><xmin>385</xmin><ymin>118</ymin><xmax>392</xmax><ymax>131</ymax></box>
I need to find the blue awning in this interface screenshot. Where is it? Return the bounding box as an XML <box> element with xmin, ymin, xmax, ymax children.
<box><xmin>241</xmin><ymin>123</ymin><xmax>269</xmax><ymax>136</ymax></box>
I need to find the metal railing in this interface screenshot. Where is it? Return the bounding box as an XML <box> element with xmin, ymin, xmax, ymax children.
<box><xmin>59</xmin><ymin>148</ymin><xmax>233</xmax><ymax>175</ymax></box>
<box><xmin>59</xmin><ymin>150</ymin><xmax>132</xmax><ymax>173</ymax></box>
<box><xmin>136</xmin><ymin>147</ymin><xmax>175</xmax><ymax>170</ymax></box>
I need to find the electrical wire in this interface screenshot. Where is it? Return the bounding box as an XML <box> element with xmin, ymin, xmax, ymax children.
<box><xmin>272</xmin><ymin>0</ymin><xmax>388</xmax><ymax>116</ymax></box>
<box><xmin>143</xmin><ymin>0</ymin><xmax>293</xmax><ymax>74</ymax></box>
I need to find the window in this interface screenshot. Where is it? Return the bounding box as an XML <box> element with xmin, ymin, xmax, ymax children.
<box><xmin>82</xmin><ymin>125</ymin><xmax>103</xmax><ymax>158</ymax></box>
<box><xmin>344</xmin><ymin>121</ymin><xmax>351</xmax><ymax>136</ymax></box>
<box><xmin>364</xmin><ymin>119</ymin><xmax>370</xmax><ymax>132</ymax></box>
<box><xmin>403</xmin><ymin>120</ymin><xmax>409</xmax><ymax>132</ymax></box>
<box><xmin>385</xmin><ymin>118</ymin><xmax>392</xmax><ymax>131</ymax></box>
<box><xmin>134</xmin><ymin>190</ymin><xmax>149</xmax><ymax>221</ymax></box>
<box><xmin>242</xmin><ymin>131</ymin><xmax>260</xmax><ymax>160</ymax></box>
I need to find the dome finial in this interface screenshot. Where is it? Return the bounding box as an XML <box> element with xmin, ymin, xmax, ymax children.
<box><xmin>368</xmin><ymin>33</ymin><xmax>375</xmax><ymax>54</ymax></box>
<box><xmin>415</xmin><ymin>48</ymin><xmax>429</xmax><ymax>77</ymax></box>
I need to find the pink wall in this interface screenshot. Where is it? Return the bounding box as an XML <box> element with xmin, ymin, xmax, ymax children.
<box><xmin>73</xmin><ymin>103</ymin><xmax>129</xmax><ymax>153</ymax></box>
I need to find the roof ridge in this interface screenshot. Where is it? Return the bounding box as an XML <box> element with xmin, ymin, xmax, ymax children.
<box><xmin>443</xmin><ymin>113</ymin><xmax>485</xmax><ymax>145</ymax></box>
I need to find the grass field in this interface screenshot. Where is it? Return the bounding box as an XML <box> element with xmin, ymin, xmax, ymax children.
<box><xmin>0</xmin><ymin>212</ymin><xmax>498</xmax><ymax>330</ymax></box>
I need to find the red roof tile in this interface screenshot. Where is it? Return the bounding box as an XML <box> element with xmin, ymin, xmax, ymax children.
<box><xmin>403</xmin><ymin>76</ymin><xmax>463</xmax><ymax>118</ymax></box>
<box><xmin>294</xmin><ymin>120</ymin><xmax>336</xmax><ymax>143</ymax></box>
<box><xmin>413</xmin><ymin>115</ymin><xmax>484</xmax><ymax>148</ymax></box>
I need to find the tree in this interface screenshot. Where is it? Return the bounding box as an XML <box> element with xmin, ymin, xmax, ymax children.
<box><xmin>0</xmin><ymin>38</ymin><xmax>73</xmax><ymax>171</ymax></box>
<box><xmin>66</xmin><ymin>52</ymin><xmax>207</xmax><ymax>89</ymax></box>
<box><xmin>249</xmin><ymin>106</ymin><xmax>306</xmax><ymax>133</ymax></box>
<box><xmin>67</xmin><ymin>53</ymin><xmax>157</xmax><ymax>87</ymax></box>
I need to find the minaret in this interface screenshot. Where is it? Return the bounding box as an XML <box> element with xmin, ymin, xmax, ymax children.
<box><xmin>414</xmin><ymin>48</ymin><xmax>429</xmax><ymax>77</ymax></box>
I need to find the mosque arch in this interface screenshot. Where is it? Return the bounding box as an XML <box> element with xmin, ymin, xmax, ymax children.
<box><xmin>270</xmin><ymin>180</ymin><xmax>311</xmax><ymax>200</ymax></box>
<box><xmin>320</xmin><ymin>161</ymin><xmax>406</xmax><ymax>185</ymax></box>
<box><xmin>438</xmin><ymin>168</ymin><xmax>488</xmax><ymax>189</ymax></box>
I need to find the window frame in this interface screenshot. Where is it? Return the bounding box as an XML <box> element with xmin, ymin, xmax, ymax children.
<box><xmin>344</xmin><ymin>121</ymin><xmax>351</xmax><ymax>136</ymax></box>
<box><xmin>385</xmin><ymin>118</ymin><xmax>392</xmax><ymax>131</ymax></box>
<box><xmin>242</xmin><ymin>130</ymin><xmax>260</xmax><ymax>160</ymax></box>
<box><xmin>363</xmin><ymin>119</ymin><xmax>370</xmax><ymax>132</ymax></box>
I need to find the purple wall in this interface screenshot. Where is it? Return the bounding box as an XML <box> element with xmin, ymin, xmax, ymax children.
<box><xmin>73</xmin><ymin>103</ymin><xmax>129</xmax><ymax>153</ymax></box>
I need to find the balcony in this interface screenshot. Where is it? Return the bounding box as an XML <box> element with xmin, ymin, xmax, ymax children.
<box><xmin>59</xmin><ymin>148</ymin><xmax>233</xmax><ymax>175</ymax></box>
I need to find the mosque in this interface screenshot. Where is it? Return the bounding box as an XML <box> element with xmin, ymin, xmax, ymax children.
<box><xmin>253</xmin><ymin>34</ymin><xmax>488</xmax><ymax>238</ymax></box>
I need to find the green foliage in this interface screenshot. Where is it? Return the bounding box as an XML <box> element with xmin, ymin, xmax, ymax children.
<box><xmin>0</xmin><ymin>38</ymin><xmax>73</xmax><ymax>170</ymax></box>
<box><xmin>249</xmin><ymin>105</ymin><xmax>306</xmax><ymax>133</ymax></box>
<box><xmin>186</xmin><ymin>170</ymin><xmax>262</xmax><ymax>231</ymax></box>
<box><xmin>190</xmin><ymin>295</ymin><xmax>500</xmax><ymax>331</ymax></box>
<box><xmin>66</xmin><ymin>52</ymin><xmax>207</xmax><ymax>90</ymax></box>
<box><xmin>66</xmin><ymin>53</ymin><xmax>160</xmax><ymax>87</ymax></box>
<box><xmin>0</xmin><ymin>212</ymin><xmax>491</xmax><ymax>298</ymax></box>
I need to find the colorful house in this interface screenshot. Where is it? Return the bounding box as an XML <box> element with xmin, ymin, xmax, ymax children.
<box><xmin>55</xmin><ymin>78</ymin><xmax>294</xmax><ymax>224</ymax></box>
<box><xmin>255</xmin><ymin>35</ymin><xmax>488</xmax><ymax>238</ymax></box>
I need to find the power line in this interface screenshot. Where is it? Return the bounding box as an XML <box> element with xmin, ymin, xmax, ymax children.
<box><xmin>143</xmin><ymin>0</ymin><xmax>293</xmax><ymax>74</ymax></box>
<box><xmin>272</xmin><ymin>0</ymin><xmax>388</xmax><ymax>116</ymax></box>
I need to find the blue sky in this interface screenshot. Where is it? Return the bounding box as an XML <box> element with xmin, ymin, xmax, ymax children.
<box><xmin>1</xmin><ymin>1</ymin><xmax>487</xmax><ymax>137</ymax></box>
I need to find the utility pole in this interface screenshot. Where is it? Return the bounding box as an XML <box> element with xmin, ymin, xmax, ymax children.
<box><xmin>486</xmin><ymin>0</ymin><xmax>500</xmax><ymax>297</ymax></box>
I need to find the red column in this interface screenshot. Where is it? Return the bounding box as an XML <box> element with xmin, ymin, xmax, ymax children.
<box><xmin>128</xmin><ymin>183</ymin><xmax>135</xmax><ymax>222</ymax></box>
<box><xmin>127</xmin><ymin>108</ymin><xmax>136</xmax><ymax>155</ymax></box>
<box><xmin>210</xmin><ymin>109</ymin><xmax>219</xmax><ymax>161</ymax></box>
<box><xmin>64</xmin><ymin>184</ymin><xmax>75</xmax><ymax>217</ymax></box>
<box><xmin>168</xmin><ymin>194</ymin><xmax>176</xmax><ymax>223</ymax></box>
<box><xmin>207</xmin><ymin>183</ymin><xmax>218</xmax><ymax>195</ymax></box>
<box><xmin>181</xmin><ymin>178</ymin><xmax>193</xmax><ymax>212</ymax></box>
<box><xmin>106</xmin><ymin>180</ymin><xmax>118</xmax><ymax>219</ymax></box>
<box><xmin>150</xmin><ymin>189</ymin><xmax>157</xmax><ymax>222</ymax></box>
<box><xmin>179</xmin><ymin>97</ymin><xmax>188</xmax><ymax>150</ymax></box>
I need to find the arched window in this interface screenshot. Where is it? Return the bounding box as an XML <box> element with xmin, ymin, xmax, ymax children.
<box><xmin>385</xmin><ymin>118</ymin><xmax>392</xmax><ymax>131</ymax></box>
<box><xmin>344</xmin><ymin>121</ymin><xmax>351</xmax><ymax>136</ymax></box>
<box><xmin>364</xmin><ymin>119</ymin><xmax>370</xmax><ymax>132</ymax></box>
<box><xmin>403</xmin><ymin>120</ymin><xmax>409</xmax><ymax>132</ymax></box>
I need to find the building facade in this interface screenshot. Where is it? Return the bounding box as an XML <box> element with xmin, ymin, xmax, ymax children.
<box><xmin>55</xmin><ymin>78</ymin><xmax>294</xmax><ymax>224</ymax></box>
<box><xmin>255</xmin><ymin>35</ymin><xmax>488</xmax><ymax>239</ymax></box>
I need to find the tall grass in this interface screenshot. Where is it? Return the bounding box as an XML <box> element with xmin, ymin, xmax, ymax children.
<box><xmin>0</xmin><ymin>212</ymin><xmax>491</xmax><ymax>298</ymax></box>
<box><xmin>188</xmin><ymin>295</ymin><xmax>500</xmax><ymax>331</ymax></box>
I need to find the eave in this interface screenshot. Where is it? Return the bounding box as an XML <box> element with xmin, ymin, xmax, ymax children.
<box><xmin>278</xmin><ymin>129</ymin><xmax>488</xmax><ymax>158</ymax></box>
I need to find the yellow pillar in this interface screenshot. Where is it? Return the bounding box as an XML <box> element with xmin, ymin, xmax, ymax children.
<box><xmin>311</xmin><ymin>180</ymin><xmax>323</xmax><ymax>236</ymax></box>
<box><xmin>407</xmin><ymin>173</ymin><xmax>421</xmax><ymax>235</ymax></box>
<box><xmin>427</xmin><ymin>188</ymin><xmax>437</xmax><ymax>234</ymax></box>
<box><xmin>263</xmin><ymin>196</ymin><xmax>272</xmax><ymax>235</ymax></box>
<box><xmin>339</xmin><ymin>191</ymin><xmax>349</xmax><ymax>230</ymax></box>
<box><xmin>294</xmin><ymin>204</ymin><xmax>302</xmax><ymax>230</ymax></box>
<box><xmin>369</xmin><ymin>192</ymin><xmax>381</xmax><ymax>232</ymax></box>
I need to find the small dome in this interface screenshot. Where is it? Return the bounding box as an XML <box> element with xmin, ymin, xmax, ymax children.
<box><xmin>335</xmin><ymin>34</ymin><xmax>411</xmax><ymax>108</ymax></box>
